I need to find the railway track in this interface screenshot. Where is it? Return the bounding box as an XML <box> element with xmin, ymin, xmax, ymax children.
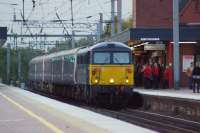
<box><xmin>92</xmin><ymin>108</ymin><xmax>200</xmax><ymax>133</ymax></box>
<box><xmin>126</xmin><ymin>109</ymin><xmax>200</xmax><ymax>132</ymax></box>
<box><xmin>30</xmin><ymin>89</ymin><xmax>200</xmax><ymax>133</ymax></box>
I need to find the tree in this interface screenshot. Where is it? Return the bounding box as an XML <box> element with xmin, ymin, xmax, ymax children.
<box><xmin>48</xmin><ymin>40</ymin><xmax>71</xmax><ymax>53</ymax></box>
<box><xmin>76</xmin><ymin>37</ymin><xmax>95</xmax><ymax>47</ymax></box>
<box><xmin>122</xmin><ymin>17</ymin><xmax>133</xmax><ymax>31</ymax></box>
<box><xmin>0</xmin><ymin>47</ymin><xmax>43</xmax><ymax>84</ymax></box>
<box><xmin>0</xmin><ymin>48</ymin><xmax>6</xmax><ymax>82</ymax></box>
<box><xmin>102</xmin><ymin>16</ymin><xmax>133</xmax><ymax>38</ymax></box>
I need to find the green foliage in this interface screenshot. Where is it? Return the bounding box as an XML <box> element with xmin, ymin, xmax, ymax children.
<box><xmin>0</xmin><ymin>47</ymin><xmax>43</xmax><ymax>83</ymax></box>
<box><xmin>122</xmin><ymin>17</ymin><xmax>133</xmax><ymax>31</ymax></box>
<box><xmin>76</xmin><ymin>37</ymin><xmax>94</xmax><ymax>47</ymax></box>
<box><xmin>48</xmin><ymin>37</ymin><xmax>95</xmax><ymax>53</ymax></box>
<box><xmin>10</xmin><ymin>49</ymin><xmax>18</xmax><ymax>81</ymax></box>
<box><xmin>0</xmin><ymin>48</ymin><xmax>6</xmax><ymax>82</ymax></box>
<box><xmin>102</xmin><ymin>16</ymin><xmax>133</xmax><ymax>38</ymax></box>
<box><xmin>47</xmin><ymin>40</ymin><xmax>72</xmax><ymax>53</ymax></box>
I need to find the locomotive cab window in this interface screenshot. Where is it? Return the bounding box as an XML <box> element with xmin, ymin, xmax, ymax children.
<box><xmin>113</xmin><ymin>52</ymin><xmax>130</xmax><ymax>64</ymax></box>
<box><xmin>93</xmin><ymin>52</ymin><xmax>111</xmax><ymax>64</ymax></box>
<box><xmin>93</xmin><ymin>52</ymin><xmax>131</xmax><ymax>64</ymax></box>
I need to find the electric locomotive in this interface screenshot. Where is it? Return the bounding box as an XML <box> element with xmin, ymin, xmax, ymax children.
<box><xmin>29</xmin><ymin>42</ymin><xmax>134</xmax><ymax>107</ymax></box>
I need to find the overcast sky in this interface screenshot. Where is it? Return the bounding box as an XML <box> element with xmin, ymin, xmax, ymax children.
<box><xmin>0</xmin><ymin>0</ymin><xmax>132</xmax><ymax>33</ymax></box>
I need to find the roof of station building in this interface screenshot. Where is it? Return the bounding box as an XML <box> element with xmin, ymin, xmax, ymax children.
<box><xmin>106</xmin><ymin>26</ymin><xmax>200</xmax><ymax>43</ymax></box>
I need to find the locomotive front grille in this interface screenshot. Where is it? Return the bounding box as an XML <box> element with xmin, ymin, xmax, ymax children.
<box><xmin>89</xmin><ymin>65</ymin><xmax>134</xmax><ymax>86</ymax></box>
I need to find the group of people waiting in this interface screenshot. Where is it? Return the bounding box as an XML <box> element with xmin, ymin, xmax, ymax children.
<box><xmin>135</xmin><ymin>62</ymin><xmax>171</xmax><ymax>89</ymax></box>
<box><xmin>186</xmin><ymin>62</ymin><xmax>200</xmax><ymax>93</ymax></box>
<box><xmin>135</xmin><ymin>61</ymin><xmax>200</xmax><ymax>92</ymax></box>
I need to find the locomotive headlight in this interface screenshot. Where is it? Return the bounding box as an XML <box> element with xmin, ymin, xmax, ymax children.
<box><xmin>126</xmin><ymin>79</ymin><xmax>129</xmax><ymax>83</ymax></box>
<box><xmin>94</xmin><ymin>79</ymin><xmax>98</xmax><ymax>83</ymax></box>
<box><xmin>109</xmin><ymin>78</ymin><xmax>114</xmax><ymax>83</ymax></box>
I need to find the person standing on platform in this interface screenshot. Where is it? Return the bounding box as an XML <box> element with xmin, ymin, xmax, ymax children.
<box><xmin>163</xmin><ymin>65</ymin><xmax>170</xmax><ymax>89</ymax></box>
<box><xmin>158</xmin><ymin>63</ymin><xmax>163</xmax><ymax>88</ymax></box>
<box><xmin>134</xmin><ymin>63</ymin><xmax>139</xmax><ymax>86</ymax></box>
<box><xmin>143</xmin><ymin>62</ymin><xmax>152</xmax><ymax>89</ymax></box>
<box><xmin>192</xmin><ymin>63</ymin><xmax>200</xmax><ymax>93</ymax></box>
<box><xmin>186</xmin><ymin>62</ymin><xmax>193</xmax><ymax>90</ymax></box>
<box><xmin>152</xmin><ymin>63</ymin><xmax>159</xmax><ymax>89</ymax></box>
<box><xmin>136</xmin><ymin>63</ymin><xmax>143</xmax><ymax>87</ymax></box>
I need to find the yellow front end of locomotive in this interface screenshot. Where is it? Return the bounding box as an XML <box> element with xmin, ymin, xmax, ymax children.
<box><xmin>89</xmin><ymin>65</ymin><xmax>134</xmax><ymax>86</ymax></box>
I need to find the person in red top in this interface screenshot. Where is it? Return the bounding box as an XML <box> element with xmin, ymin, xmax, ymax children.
<box><xmin>163</xmin><ymin>65</ymin><xmax>170</xmax><ymax>89</ymax></box>
<box><xmin>152</xmin><ymin>63</ymin><xmax>159</xmax><ymax>89</ymax></box>
<box><xmin>143</xmin><ymin>62</ymin><xmax>152</xmax><ymax>89</ymax></box>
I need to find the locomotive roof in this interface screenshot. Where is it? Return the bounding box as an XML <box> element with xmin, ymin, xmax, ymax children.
<box><xmin>30</xmin><ymin>42</ymin><xmax>130</xmax><ymax>64</ymax></box>
<box><xmin>90</xmin><ymin>42</ymin><xmax>130</xmax><ymax>50</ymax></box>
<box><xmin>30</xmin><ymin>47</ymin><xmax>81</xmax><ymax>64</ymax></box>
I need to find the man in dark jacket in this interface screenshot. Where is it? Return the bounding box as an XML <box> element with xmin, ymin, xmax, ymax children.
<box><xmin>192</xmin><ymin>63</ymin><xmax>200</xmax><ymax>93</ymax></box>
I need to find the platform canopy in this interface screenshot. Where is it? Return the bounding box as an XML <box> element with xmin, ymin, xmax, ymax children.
<box><xmin>107</xmin><ymin>26</ymin><xmax>200</xmax><ymax>43</ymax></box>
<box><xmin>0</xmin><ymin>27</ymin><xmax>7</xmax><ymax>47</ymax></box>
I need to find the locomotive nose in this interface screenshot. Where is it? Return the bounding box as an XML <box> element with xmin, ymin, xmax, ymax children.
<box><xmin>90</xmin><ymin>65</ymin><xmax>134</xmax><ymax>85</ymax></box>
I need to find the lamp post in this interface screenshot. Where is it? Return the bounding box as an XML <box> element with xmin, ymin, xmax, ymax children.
<box><xmin>173</xmin><ymin>0</ymin><xmax>180</xmax><ymax>89</ymax></box>
<box><xmin>22</xmin><ymin>0</ymin><xmax>25</xmax><ymax>21</ymax></box>
<box><xmin>111</xmin><ymin>0</ymin><xmax>115</xmax><ymax>36</ymax></box>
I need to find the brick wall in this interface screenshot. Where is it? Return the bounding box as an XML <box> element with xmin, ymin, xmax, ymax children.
<box><xmin>133</xmin><ymin>0</ymin><xmax>200</xmax><ymax>28</ymax></box>
<box><xmin>180</xmin><ymin>0</ymin><xmax>200</xmax><ymax>25</ymax></box>
<box><xmin>133</xmin><ymin>0</ymin><xmax>173</xmax><ymax>28</ymax></box>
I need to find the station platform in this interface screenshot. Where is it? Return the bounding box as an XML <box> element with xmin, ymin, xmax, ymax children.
<box><xmin>134</xmin><ymin>87</ymin><xmax>200</xmax><ymax>122</ymax></box>
<box><xmin>134</xmin><ymin>88</ymin><xmax>200</xmax><ymax>101</ymax></box>
<box><xmin>0</xmin><ymin>83</ymin><xmax>155</xmax><ymax>133</ymax></box>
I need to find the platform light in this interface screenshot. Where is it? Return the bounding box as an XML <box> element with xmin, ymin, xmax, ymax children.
<box><xmin>133</xmin><ymin>42</ymin><xmax>149</xmax><ymax>48</ymax></box>
<box><xmin>109</xmin><ymin>78</ymin><xmax>114</xmax><ymax>83</ymax></box>
<box><xmin>170</xmin><ymin>41</ymin><xmax>198</xmax><ymax>44</ymax></box>
<box><xmin>125</xmin><ymin>79</ymin><xmax>129</xmax><ymax>83</ymax></box>
<box><xmin>130</xmin><ymin>47</ymin><xmax>134</xmax><ymax>51</ymax></box>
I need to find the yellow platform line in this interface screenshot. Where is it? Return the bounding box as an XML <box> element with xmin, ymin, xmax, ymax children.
<box><xmin>0</xmin><ymin>92</ymin><xmax>64</xmax><ymax>133</ymax></box>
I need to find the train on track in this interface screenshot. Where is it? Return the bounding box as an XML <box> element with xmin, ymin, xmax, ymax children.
<box><xmin>29</xmin><ymin>42</ymin><xmax>134</xmax><ymax>108</ymax></box>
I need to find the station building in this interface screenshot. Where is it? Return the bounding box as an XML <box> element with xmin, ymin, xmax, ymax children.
<box><xmin>109</xmin><ymin>0</ymin><xmax>200</xmax><ymax>87</ymax></box>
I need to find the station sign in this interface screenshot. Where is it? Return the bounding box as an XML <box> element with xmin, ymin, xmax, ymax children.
<box><xmin>144</xmin><ymin>44</ymin><xmax>165</xmax><ymax>51</ymax></box>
